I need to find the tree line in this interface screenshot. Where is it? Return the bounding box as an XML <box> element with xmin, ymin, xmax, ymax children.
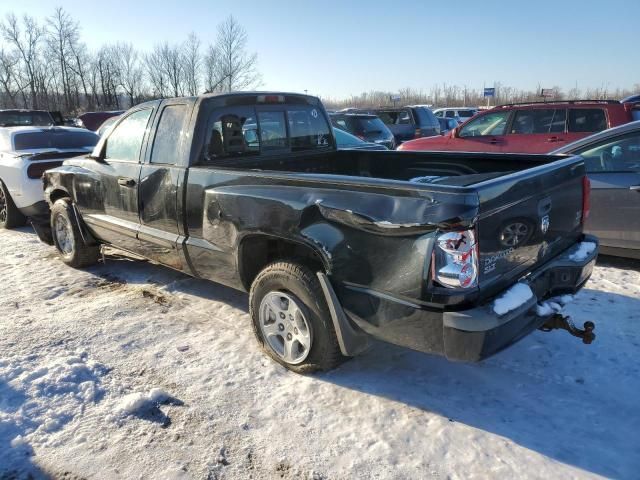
<box><xmin>0</xmin><ymin>8</ymin><xmax>260</xmax><ymax>115</ymax></box>
<box><xmin>323</xmin><ymin>82</ymin><xmax>640</xmax><ymax>110</ymax></box>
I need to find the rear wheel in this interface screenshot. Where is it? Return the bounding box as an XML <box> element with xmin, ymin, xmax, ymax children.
<box><xmin>249</xmin><ymin>261</ymin><xmax>344</xmax><ymax>373</ymax></box>
<box><xmin>51</xmin><ymin>198</ymin><xmax>100</xmax><ymax>268</ymax></box>
<box><xmin>0</xmin><ymin>180</ymin><xmax>27</xmax><ymax>229</ymax></box>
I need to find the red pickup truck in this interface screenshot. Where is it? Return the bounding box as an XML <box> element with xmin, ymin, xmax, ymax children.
<box><xmin>399</xmin><ymin>100</ymin><xmax>640</xmax><ymax>154</ymax></box>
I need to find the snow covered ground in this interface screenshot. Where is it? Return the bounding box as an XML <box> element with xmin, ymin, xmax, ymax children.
<box><xmin>1</xmin><ymin>226</ymin><xmax>639</xmax><ymax>479</ymax></box>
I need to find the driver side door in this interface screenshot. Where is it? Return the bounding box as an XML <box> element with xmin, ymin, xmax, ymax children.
<box><xmin>453</xmin><ymin>110</ymin><xmax>511</xmax><ymax>152</ymax></box>
<box><xmin>77</xmin><ymin>108</ymin><xmax>154</xmax><ymax>253</ymax></box>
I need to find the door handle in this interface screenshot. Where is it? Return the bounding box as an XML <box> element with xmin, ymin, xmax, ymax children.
<box><xmin>547</xmin><ymin>136</ymin><xmax>563</xmax><ymax>143</ymax></box>
<box><xmin>630</xmin><ymin>185</ymin><xmax>640</xmax><ymax>192</ymax></box>
<box><xmin>489</xmin><ymin>138</ymin><xmax>500</xmax><ymax>144</ymax></box>
<box><xmin>118</xmin><ymin>177</ymin><xmax>136</xmax><ymax>187</ymax></box>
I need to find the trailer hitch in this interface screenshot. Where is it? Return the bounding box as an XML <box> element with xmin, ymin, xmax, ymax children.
<box><xmin>540</xmin><ymin>314</ymin><xmax>595</xmax><ymax>344</ymax></box>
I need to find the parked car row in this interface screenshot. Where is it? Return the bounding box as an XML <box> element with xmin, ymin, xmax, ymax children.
<box><xmin>0</xmin><ymin>92</ymin><xmax>600</xmax><ymax>374</ymax></box>
<box><xmin>400</xmin><ymin>99</ymin><xmax>640</xmax><ymax>154</ymax></box>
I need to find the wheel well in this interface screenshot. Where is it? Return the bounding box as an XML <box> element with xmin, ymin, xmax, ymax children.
<box><xmin>239</xmin><ymin>235</ymin><xmax>327</xmax><ymax>291</ymax></box>
<box><xmin>49</xmin><ymin>189</ymin><xmax>70</xmax><ymax>204</ymax></box>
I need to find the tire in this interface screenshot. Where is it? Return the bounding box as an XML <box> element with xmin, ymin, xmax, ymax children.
<box><xmin>0</xmin><ymin>180</ymin><xmax>27</xmax><ymax>229</ymax></box>
<box><xmin>249</xmin><ymin>261</ymin><xmax>344</xmax><ymax>373</ymax></box>
<box><xmin>50</xmin><ymin>198</ymin><xmax>100</xmax><ymax>268</ymax></box>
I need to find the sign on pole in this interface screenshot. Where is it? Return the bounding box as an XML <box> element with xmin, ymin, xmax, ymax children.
<box><xmin>540</xmin><ymin>88</ymin><xmax>555</xmax><ymax>98</ymax></box>
<box><xmin>483</xmin><ymin>87</ymin><xmax>496</xmax><ymax>97</ymax></box>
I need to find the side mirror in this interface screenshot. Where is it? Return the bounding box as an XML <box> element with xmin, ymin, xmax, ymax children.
<box><xmin>451</xmin><ymin>127</ymin><xmax>460</xmax><ymax>138</ymax></box>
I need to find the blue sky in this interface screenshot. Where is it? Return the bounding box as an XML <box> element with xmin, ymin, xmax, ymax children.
<box><xmin>1</xmin><ymin>0</ymin><xmax>638</xmax><ymax>99</ymax></box>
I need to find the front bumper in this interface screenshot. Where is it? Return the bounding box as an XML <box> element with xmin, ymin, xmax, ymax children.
<box><xmin>442</xmin><ymin>235</ymin><xmax>598</xmax><ymax>361</ymax></box>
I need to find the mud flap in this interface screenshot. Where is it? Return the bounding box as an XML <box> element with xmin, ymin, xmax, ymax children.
<box><xmin>317</xmin><ymin>272</ymin><xmax>370</xmax><ymax>357</ymax></box>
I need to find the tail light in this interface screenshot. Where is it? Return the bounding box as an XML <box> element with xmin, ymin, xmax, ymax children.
<box><xmin>582</xmin><ymin>176</ymin><xmax>591</xmax><ymax>224</ymax></box>
<box><xmin>27</xmin><ymin>161</ymin><xmax>62</xmax><ymax>179</ymax></box>
<box><xmin>414</xmin><ymin>128</ymin><xmax>422</xmax><ymax>138</ymax></box>
<box><xmin>432</xmin><ymin>229</ymin><xmax>478</xmax><ymax>289</ymax></box>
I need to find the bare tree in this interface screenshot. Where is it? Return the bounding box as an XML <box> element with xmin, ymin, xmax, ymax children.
<box><xmin>117</xmin><ymin>43</ymin><xmax>142</xmax><ymax>107</ymax></box>
<box><xmin>203</xmin><ymin>45</ymin><xmax>227</xmax><ymax>93</ymax></box>
<box><xmin>215</xmin><ymin>15</ymin><xmax>260</xmax><ymax>92</ymax></box>
<box><xmin>183</xmin><ymin>32</ymin><xmax>201</xmax><ymax>96</ymax></box>
<box><xmin>1</xmin><ymin>13</ymin><xmax>43</xmax><ymax>108</ymax></box>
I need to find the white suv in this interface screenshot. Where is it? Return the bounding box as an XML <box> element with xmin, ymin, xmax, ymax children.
<box><xmin>433</xmin><ymin>107</ymin><xmax>478</xmax><ymax>125</ymax></box>
<box><xmin>0</xmin><ymin>126</ymin><xmax>98</xmax><ymax>228</ymax></box>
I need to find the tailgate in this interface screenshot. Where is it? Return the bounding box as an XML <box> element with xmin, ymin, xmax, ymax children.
<box><xmin>475</xmin><ymin>156</ymin><xmax>586</xmax><ymax>293</ymax></box>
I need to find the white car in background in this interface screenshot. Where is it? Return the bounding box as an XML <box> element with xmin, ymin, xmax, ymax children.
<box><xmin>433</xmin><ymin>107</ymin><xmax>478</xmax><ymax>125</ymax></box>
<box><xmin>0</xmin><ymin>126</ymin><xmax>99</xmax><ymax>229</ymax></box>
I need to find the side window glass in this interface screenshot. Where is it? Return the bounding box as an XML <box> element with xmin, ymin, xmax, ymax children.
<box><xmin>150</xmin><ymin>104</ymin><xmax>188</xmax><ymax>165</ymax></box>
<box><xmin>549</xmin><ymin>109</ymin><xmax>567</xmax><ymax>133</ymax></box>
<box><xmin>397</xmin><ymin>110</ymin><xmax>411</xmax><ymax>124</ymax></box>
<box><xmin>434</xmin><ymin>111</ymin><xmax>443</xmax><ymax>117</ymax></box>
<box><xmin>258</xmin><ymin>111</ymin><xmax>287</xmax><ymax>150</ymax></box>
<box><xmin>577</xmin><ymin>133</ymin><xmax>640</xmax><ymax>173</ymax></box>
<box><xmin>445</xmin><ymin>111</ymin><xmax>455</xmax><ymax>118</ymax></box>
<box><xmin>105</xmin><ymin>109</ymin><xmax>152</xmax><ymax>162</ymax></box>
<box><xmin>568</xmin><ymin>109</ymin><xmax>607</xmax><ymax>133</ymax></box>
<box><xmin>202</xmin><ymin>106</ymin><xmax>259</xmax><ymax>163</ymax></box>
<box><xmin>510</xmin><ymin>109</ymin><xmax>556</xmax><ymax>134</ymax></box>
<box><xmin>459</xmin><ymin>111</ymin><xmax>510</xmax><ymax>137</ymax></box>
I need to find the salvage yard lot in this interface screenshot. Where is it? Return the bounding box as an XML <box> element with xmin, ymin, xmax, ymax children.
<box><xmin>1</xmin><ymin>227</ymin><xmax>639</xmax><ymax>479</ymax></box>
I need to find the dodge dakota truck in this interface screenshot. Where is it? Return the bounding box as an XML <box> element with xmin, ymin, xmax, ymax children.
<box><xmin>37</xmin><ymin>92</ymin><xmax>598</xmax><ymax>372</ymax></box>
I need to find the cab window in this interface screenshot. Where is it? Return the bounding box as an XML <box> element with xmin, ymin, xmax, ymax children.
<box><xmin>105</xmin><ymin>109</ymin><xmax>152</xmax><ymax>162</ymax></box>
<box><xmin>576</xmin><ymin>132</ymin><xmax>640</xmax><ymax>173</ymax></box>
<box><xmin>459</xmin><ymin>111</ymin><xmax>510</xmax><ymax>137</ymax></box>
<box><xmin>150</xmin><ymin>104</ymin><xmax>188</xmax><ymax>165</ymax></box>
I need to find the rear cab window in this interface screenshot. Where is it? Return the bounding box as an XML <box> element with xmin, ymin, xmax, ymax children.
<box><xmin>413</xmin><ymin>107</ymin><xmax>439</xmax><ymax>128</ymax></box>
<box><xmin>200</xmin><ymin>100</ymin><xmax>331</xmax><ymax>164</ymax></box>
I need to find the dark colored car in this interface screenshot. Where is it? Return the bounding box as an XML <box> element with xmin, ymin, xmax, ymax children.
<box><xmin>0</xmin><ymin>110</ymin><xmax>55</xmax><ymax>127</ymax></box>
<box><xmin>37</xmin><ymin>92</ymin><xmax>597</xmax><ymax>374</ymax></box>
<box><xmin>76</xmin><ymin>111</ymin><xmax>125</xmax><ymax>131</ymax></box>
<box><xmin>399</xmin><ymin>100</ymin><xmax>640</xmax><ymax>154</ymax></box>
<box><xmin>330</xmin><ymin>113</ymin><xmax>395</xmax><ymax>149</ymax></box>
<box><xmin>333</xmin><ymin>127</ymin><xmax>388</xmax><ymax>150</ymax></box>
<box><xmin>371</xmin><ymin>106</ymin><xmax>440</xmax><ymax>144</ymax></box>
<box><xmin>551</xmin><ymin>120</ymin><xmax>640</xmax><ymax>258</ymax></box>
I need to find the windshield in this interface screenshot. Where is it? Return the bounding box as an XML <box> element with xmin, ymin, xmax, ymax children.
<box><xmin>13</xmin><ymin>130</ymin><xmax>99</xmax><ymax>151</ymax></box>
<box><xmin>0</xmin><ymin>111</ymin><xmax>54</xmax><ymax>127</ymax></box>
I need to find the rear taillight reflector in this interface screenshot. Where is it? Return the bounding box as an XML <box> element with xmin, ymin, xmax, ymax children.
<box><xmin>432</xmin><ymin>229</ymin><xmax>478</xmax><ymax>289</ymax></box>
<box><xmin>582</xmin><ymin>176</ymin><xmax>591</xmax><ymax>223</ymax></box>
<box><xmin>27</xmin><ymin>161</ymin><xmax>62</xmax><ymax>179</ymax></box>
<box><xmin>414</xmin><ymin>128</ymin><xmax>422</xmax><ymax>138</ymax></box>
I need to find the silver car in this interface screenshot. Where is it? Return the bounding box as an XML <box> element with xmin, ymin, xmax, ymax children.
<box><xmin>552</xmin><ymin>120</ymin><xmax>640</xmax><ymax>258</ymax></box>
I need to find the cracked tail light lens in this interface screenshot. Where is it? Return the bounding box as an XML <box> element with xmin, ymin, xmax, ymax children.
<box><xmin>432</xmin><ymin>229</ymin><xmax>478</xmax><ymax>289</ymax></box>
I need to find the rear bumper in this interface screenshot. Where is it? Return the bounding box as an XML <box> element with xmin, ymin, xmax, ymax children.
<box><xmin>442</xmin><ymin>235</ymin><xmax>598</xmax><ymax>361</ymax></box>
<box><xmin>336</xmin><ymin>235</ymin><xmax>598</xmax><ymax>362</ymax></box>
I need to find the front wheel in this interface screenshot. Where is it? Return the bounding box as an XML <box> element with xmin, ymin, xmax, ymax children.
<box><xmin>51</xmin><ymin>198</ymin><xmax>100</xmax><ymax>268</ymax></box>
<box><xmin>249</xmin><ymin>261</ymin><xmax>344</xmax><ymax>373</ymax></box>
